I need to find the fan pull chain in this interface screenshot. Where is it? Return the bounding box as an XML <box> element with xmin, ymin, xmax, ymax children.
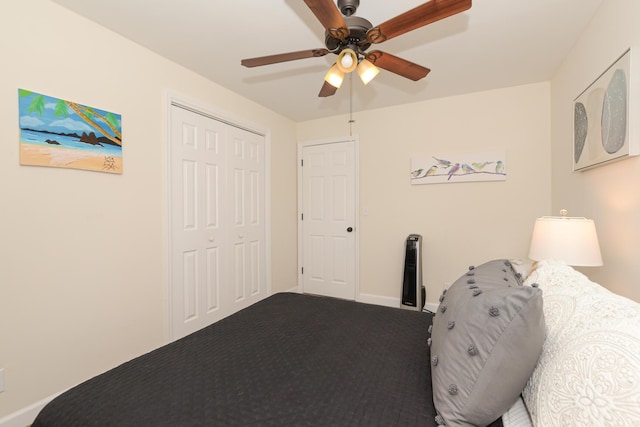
<box><xmin>348</xmin><ymin>72</ymin><xmax>355</xmax><ymax>136</ymax></box>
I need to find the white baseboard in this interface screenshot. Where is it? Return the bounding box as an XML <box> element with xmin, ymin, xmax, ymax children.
<box><xmin>357</xmin><ymin>293</ymin><xmax>400</xmax><ymax>308</ymax></box>
<box><xmin>357</xmin><ymin>293</ymin><xmax>439</xmax><ymax>313</ymax></box>
<box><xmin>423</xmin><ymin>302</ymin><xmax>439</xmax><ymax>313</ymax></box>
<box><xmin>289</xmin><ymin>289</ymin><xmax>440</xmax><ymax>314</ymax></box>
<box><xmin>0</xmin><ymin>390</ymin><xmax>64</xmax><ymax>427</ymax></box>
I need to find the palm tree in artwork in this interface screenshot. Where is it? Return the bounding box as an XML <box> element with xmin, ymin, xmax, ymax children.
<box><xmin>64</xmin><ymin>101</ymin><xmax>121</xmax><ymax>146</ymax></box>
<box><xmin>19</xmin><ymin>89</ymin><xmax>122</xmax><ymax>146</ymax></box>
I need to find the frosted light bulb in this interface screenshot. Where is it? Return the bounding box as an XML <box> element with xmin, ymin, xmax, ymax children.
<box><xmin>340</xmin><ymin>54</ymin><xmax>353</xmax><ymax>69</ymax></box>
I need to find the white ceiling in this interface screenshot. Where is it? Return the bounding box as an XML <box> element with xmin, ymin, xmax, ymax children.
<box><xmin>50</xmin><ymin>0</ymin><xmax>604</xmax><ymax>122</ymax></box>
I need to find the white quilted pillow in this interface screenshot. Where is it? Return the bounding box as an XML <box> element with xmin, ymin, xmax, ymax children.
<box><xmin>523</xmin><ymin>261</ymin><xmax>640</xmax><ymax>426</ymax></box>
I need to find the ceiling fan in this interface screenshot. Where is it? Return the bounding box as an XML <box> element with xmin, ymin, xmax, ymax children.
<box><xmin>241</xmin><ymin>0</ymin><xmax>472</xmax><ymax>97</ymax></box>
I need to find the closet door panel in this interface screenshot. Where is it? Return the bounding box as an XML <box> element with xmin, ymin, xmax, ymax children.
<box><xmin>227</xmin><ymin>128</ymin><xmax>265</xmax><ymax>312</ymax></box>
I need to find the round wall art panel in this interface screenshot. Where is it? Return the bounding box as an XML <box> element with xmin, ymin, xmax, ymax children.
<box><xmin>574</xmin><ymin>102</ymin><xmax>588</xmax><ymax>163</ymax></box>
<box><xmin>602</xmin><ymin>69</ymin><xmax>627</xmax><ymax>154</ymax></box>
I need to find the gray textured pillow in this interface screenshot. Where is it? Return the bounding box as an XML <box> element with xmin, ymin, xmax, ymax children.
<box><xmin>430</xmin><ymin>259</ymin><xmax>544</xmax><ymax>426</ymax></box>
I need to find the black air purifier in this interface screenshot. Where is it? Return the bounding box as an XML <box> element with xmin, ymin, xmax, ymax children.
<box><xmin>400</xmin><ymin>234</ymin><xmax>425</xmax><ymax>311</ymax></box>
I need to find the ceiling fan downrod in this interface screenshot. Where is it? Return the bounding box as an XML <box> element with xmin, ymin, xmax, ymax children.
<box><xmin>337</xmin><ymin>0</ymin><xmax>360</xmax><ymax>17</ymax></box>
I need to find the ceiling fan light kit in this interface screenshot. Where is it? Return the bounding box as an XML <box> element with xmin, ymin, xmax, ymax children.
<box><xmin>241</xmin><ymin>0</ymin><xmax>472</xmax><ymax>97</ymax></box>
<box><xmin>326</xmin><ymin>47</ymin><xmax>379</xmax><ymax>88</ymax></box>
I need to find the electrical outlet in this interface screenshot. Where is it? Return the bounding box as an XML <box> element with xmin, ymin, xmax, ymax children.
<box><xmin>0</xmin><ymin>368</ymin><xmax>4</xmax><ymax>393</ymax></box>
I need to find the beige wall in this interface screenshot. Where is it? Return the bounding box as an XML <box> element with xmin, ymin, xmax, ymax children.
<box><xmin>0</xmin><ymin>0</ymin><xmax>298</xmax><ymax>418</ymax></box>
<box><xmin>297</xmin><ymin>82</ymin><xmax>552</xmax><ymax>305</ymax></box>
<box><xmin>550</xmin><ymin>0</ymin><xmax>640</xmax><ymax>302</ymax></box>
<box><xmin>5</xmin><ymin>0</ymin><xmax>637</xmax><ymax>422</ymax></box>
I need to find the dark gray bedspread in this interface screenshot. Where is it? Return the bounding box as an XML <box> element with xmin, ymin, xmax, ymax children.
<box><xmin>33</xmin><ymin>292</ymin><xmax>502</xmax><ymax>426</ymax></box>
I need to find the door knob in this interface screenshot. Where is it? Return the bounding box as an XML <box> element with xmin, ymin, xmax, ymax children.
<box><xmin>347</xmin><ymin>227</ymin><xmax>353</xmax><ymax>232</ymax></box>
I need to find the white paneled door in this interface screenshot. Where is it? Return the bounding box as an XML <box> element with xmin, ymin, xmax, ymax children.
<box><xmin>169</xmin><ymin>105</ymin><xmax>266</xmax><ymax>340</ymax></box>
<box><xmin>226</xmin><ymin>126</ymin><xmax>266</xmax><ymax>314</ymax></box>
<box><xmin>300</xmin><ymin>140</ymin><xmax>357</xmax><ymax>300</ymax></box>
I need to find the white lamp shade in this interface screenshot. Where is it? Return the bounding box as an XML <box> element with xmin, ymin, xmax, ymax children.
<box><xmin>529</xmin><ymin>216</ymin><xmax>603</xmax><ymax>266</ymax></box>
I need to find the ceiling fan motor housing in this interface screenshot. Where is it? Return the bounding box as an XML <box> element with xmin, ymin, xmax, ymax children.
<box><xmin>324</xmin><ymin>15</ymin><xmax>372</xmax><ymax>55</ymax></box>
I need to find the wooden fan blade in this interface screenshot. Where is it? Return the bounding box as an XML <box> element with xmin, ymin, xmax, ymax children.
<box><xmin>367</xmin><ymin>0</ymin><xmax>471</xmax><ymax>44</ymax></box>
<box><xmin>241</xmin><ymin>48</ymin><xmax>329</xmax><ymax>68</ymax></box>
<box><xmin>366</xmin><ymin>51</ymin><xmax>430</xmax><ymax>81</ymax></box>
<box><xmin>318</xmin><ymin>80</ymin><xmax>338</xmax><ymax>97</ymax></box>
<box><xmin>304</xmin><ymin>0</ymin><xmax>350</xmax><ymax>41</ymax></box>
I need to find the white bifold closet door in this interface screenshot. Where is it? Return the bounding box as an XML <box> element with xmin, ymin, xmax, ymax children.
<box><xmin>169</xmin><ymin>104</ymin><xmax>266</xmax><ymax>340</ymax></box>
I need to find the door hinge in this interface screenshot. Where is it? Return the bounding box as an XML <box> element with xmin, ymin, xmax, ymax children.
<box><xmin>301</xmin><ymin>213</ymin><xmax>303</xmax><ymax>220</ymax></box>
<box><xmin>301</xmin><ymin>159</ymin><xmax>304</xmax><ymax>167</ymax></box>
<box><xmin>301</xmin><ymin>267</ymin><xmax>304</xmax><ymax>275</ymax></box>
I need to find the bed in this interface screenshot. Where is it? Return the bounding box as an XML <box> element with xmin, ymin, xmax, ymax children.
<box><xmin>35</xmin><ymin>258</ymin><xmax>640</xmax><ymax>426</ymax></box>
<box><xmin>34</xmin><ymin>291</ymin><xmax>505</xmax><ymax>426</ymax></box>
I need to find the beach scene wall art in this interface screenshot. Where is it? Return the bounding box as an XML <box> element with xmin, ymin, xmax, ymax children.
<box><xmin>19</xmin><ymin>89</ymin><xmax>122</xmax><ymax>174</ymax></box>
<box><xmin>411</xmin><ymin>150</ymin><xmax>506</xmax><ymax>185</ymax></box>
